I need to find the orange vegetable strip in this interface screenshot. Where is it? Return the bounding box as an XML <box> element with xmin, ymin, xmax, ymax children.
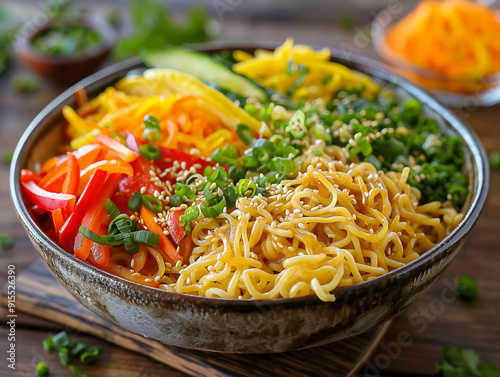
<box><xmin>62</xmin><ymin>152</ymin><xmax>80</xmax><ymax>196</ymax></box>
<box><xmin>94</xmin><ymin>134</ymin><xmax>138</xmax><ymax>163</ymax></box>
<box><xmin>102</xmin><ymin>262</ymin><xmax>160</xmax><ymax>288</ymax></box>
<box><xmin>39</xmin><ymin>144</ymin><xmax>102</xmax><ymax>189</ymax></box>
<box><xmin>52</xmin><ymin>208</ymin><xmax>65</xmax><ymax>234</ymax></box>
<box><xmin>140</xmin><ymin>205</ymin><xmax>181</xmax><ymax>263</ymax></box>
<box><xmin>41</xmin><ymin>156</ymin><xmax>62</xmax><ymax>175</ymax></box>
<box><xmin>77</xmin><ymin>160</ymin><xmax>133</xmax><ymax>195</ymax></box>
<box><xmin>133</xmin><ymin>245</ymin><xmax>149</xmax><ymax>272</ymax></box>
<box><xmin>75</xmin><ymin>85</ymin><xmax>88</xmax><ymax>108</ymax></box>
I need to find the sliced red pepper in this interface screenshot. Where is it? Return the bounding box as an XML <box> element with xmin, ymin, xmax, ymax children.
<box><xmin>77</xmin><ymin>159</ymin><xmax>133</xmax><ymax>195</ymax></box>
<box><xmin>140</xmin><ymin>205</ymin><xmax>181</xmax><ymax>264</ymax></box>
<box><xmin>22</xmin><ymin>180</ymin><xmax>75</xmax><ymax>215</ymax></box>
<box><xmin>95</xmin><ymin>134</ymin><xmax>138</xmax><ymax>163</ymax></box>
<box><xmin>167</xmin><ymin>208</ymin><xmax>186</xmax><ymax>245</ymax></box>
<box><xmin>21</xmin><ymin>169</ymin><xmax>41</xmax><ymax>184</ymax></box>
<box><xmin>39</xmin><ymin>144</ymin><xmax>102</xmax><ymax>190</ymax></box>
<box><xmin>62</xmin><ymin>152</ymin><xmax>80</xmax><ymax>196</ymax></box>
<box><xmin>103</xmin><ymin>262</ymin><xmax>159</xmax><ymax>288</ymax></box>
<box><xmin>59</xmin><ymin>169</ymin><xmax>108</xmax><ymax>247</ymax></box>
<box><xmin>83</xmin><ymin>210</ymin><xmax>111</xmax><ymax>268</ymax></box>
<box><xmin>116</xmin><ymin>158</ymin><xmax>156</xmax><ymax>199</ymax></box>
<box><xmin>74</xmin><ymin>174</ymin><xmax>121</xmax><ymax>261</ymax></box>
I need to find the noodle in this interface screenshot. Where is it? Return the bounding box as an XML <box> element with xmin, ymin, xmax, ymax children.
<box><xmin>162</xmin><ymin>146</ymin><xmax>462</xmax><ymax>301</ymax></box>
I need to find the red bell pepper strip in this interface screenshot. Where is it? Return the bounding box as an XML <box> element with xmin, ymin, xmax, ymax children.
<box><xmin>140</xmin><ymin>205</ymin><xmax>181</xmax><ymax>263</ymax></box>
<box><xmin>39</xmin><ymin>144</ymin><xmax>102</xmax><ymax>190</ymax></box>
<box><xmin>103</xmin><ymin>262</ymin><xmax>160</xmax><ymax>288</ymax></box>
<box><xmin>95</xmin><ymin>134</ymin><xmax>138</xmax><ymax>163</ymax></box>
<box><xmin>83</xmin><ymin>210</ymin><xmax>111</xmax><ymax>268</ymax></box>
<box><xmin>77</xmin><ymin>159</ymin><xmax>133</xmax><ymax>195</ymax></box>
<box><xmin>22</xmin><ymin>180</ymin><xmax>76</xmax><ymax>215</ymax></box>
<box><xmin>52</xmin><ymin>208</ymin><xmax>65</xmax><ymax>234</ymax></box>
<box><xmin>167</xmin><ymin>209</ymin><xmax>186</xmax><ymax>245</ymax></box>
<box><xmin>59</xmin><ymin>169</ymin><xmax>108</xmax><ymax>247</ymax></box>
<box><xmin>74</xmin><ymin>174</ymin><xmax>121</xmax><ymax>261</ymax></box>
<box><xmin>21</xmin><ymin>169</ymin><xmax>41</xmax><ymax>184</ymax></box>
<box><xmin>62</xmin><ymin>152</ymin><xmax>80</xmax><ymax>196</ymax></box>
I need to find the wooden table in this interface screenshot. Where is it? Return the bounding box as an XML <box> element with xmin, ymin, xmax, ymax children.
<box><xmin>1</xmin><ymin>1</ymin><xmax>499</xmax><ymax>376</ymax></box>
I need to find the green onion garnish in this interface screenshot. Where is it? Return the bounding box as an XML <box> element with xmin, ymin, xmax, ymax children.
<box><xmin>43</xmin><ymin>337</ymin><xmax>56</xmax><ymax>353</ymax></box>
<box><xmin>104</xmin><ymin>199</ymin><xmax>121</xmax><ymax>220</ymax></box>
<box><xmin>36</xmin><ymin>362</ymin><xmax>49</xmax><ymax>376</ymax></box>
<box><xmin>143</xmin><ymin>128</ymin><xmax>160</xmax><ymax>142</ymax></box>
<box><xmin>127</xmin><ymin>191</ymin><xmax>143</xmax><ymax>212</ymax></box>
<box><xmin>52</xmin><ymin>331</ymin><xmax>71</xmax><ymax>350</ymax></box>
<box><xmin>142</xmin><ymin>194</ymin><xmax>162</xmax><ymax>213</ymax></box>
<box><xmin>289</xmin><ymin>110</ymin><xmax>306</xmax><ymax>140</ymax></box>
<box><xmin>312</xmin><ymin>149</ymin><xmax>324</xmax><ymax>157</ymax></box>
<box><xmin>174</xmin><ymin>183</ymin><xmax>196</xmax><ymax>203</ymax></box>
<box><xmin>144</xmin><ymin>114</ymin><xmax>160</xmax><ymax>129</ymax></box>
<box><xmin>69</xmin><ymin>341</ymin><xmax>88</xmax><ymax>356</ymax></box>
<box><xmin>59</xmin><ymin>348</ymin><xmax>70</xmax><ymax>366</ymax></box>
<box><xmin>237</xmin><ymin>179</ymin><xmax>257</xmax><ymax>197</ymax></box>
<box><xmin>0</xmin><ymin>234</ymin><xmax>14</xmax><ymax>250</ymax></box>
<box><xmin>80</xmin><ymin>346</ymin><xmax>104</xmax><ymax>364</ymax></box>
<box><xmin>140</xmin><ymin>144</ymin><xmax>163</xmax><ymax>160</ymax></box>
<box><xmin>457</xmin><ymin>276</ymin><xmax>477</xmax><ymax>300</ymax></box>
<box><xmin>211</xmin><ymin>145</ymin><xmax>238</xmax><ymax>165</ymax></box>
<box><xmin>68</xmin><ymin>365</ymin><xmax>90</xmax><ymax>377</ymax></box>
<box><xmin>131</xmin><ymin>230</ymin><xmax>159</xmax><ymax>247</ymax></box>
<box><xmin>201</xmin><ymin>196</ymin><xmax>226</xmax><ymax>218</ymax></box>
<box><xmin>272</xmin><ymin>157</ymin><xmax>294</xmax><ymax>174</ymax></box>
<box><xmin>236</xmin><ymin>123</ymin><xmax>255</xmax><ymax>145</ymax></box>
<box><xmin>489</xmin><ymin>151</ymin><xmax>500</xmax><ymax>169</ymax></box>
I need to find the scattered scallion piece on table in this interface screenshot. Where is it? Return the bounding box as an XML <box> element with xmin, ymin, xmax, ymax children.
<box><xmin>10</xmin><ymin>73</ymin><xmax>41</xmax><ymax>93</ymax></box>
<box><xmin>36</xmin><ymin>362</ymin><xmax>49</xmax><ymax>376</ymax></box>
<box><xmin>489</xmin><ymin>151</ymin><xmax>500</xmax><ymax>169</ymax></box>
<box><xmin>435</xmin><ymin>346</ymin><xmax>499</xmax><ymax>377</ymax></box>
<box><xmin>0</xmin><ymin>234</ymin><xmax>13</xmax><ymax>250</ymax></box>
<box><xmin>457</xmin><ymin>276</ymin><xmax>478</xmax><ymax>300</ymax></box>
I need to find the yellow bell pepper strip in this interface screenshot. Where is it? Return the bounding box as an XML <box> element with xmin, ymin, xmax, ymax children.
<box><xmin>59</xmin><ymin>169</ymin><xmax>108</xmax><ymax>248</ymax></box>
<box><xmin>140</xmin><ymin>205</ymin><xmax>181</xmax><ymax>264</ymax></box>
<box><xmin>77</xmin><ymin>159</ymin><xmax>133</xmax><ymax>195</ymax></box>
<box><xmin>62</xmin><ymin>152</ymin><xmax>80</xmax><ymax>196</ymax></box>
<box><xmin>94</xmin><ymin>134</ymin><xmax>138</xmax><ymax>163</ymax></box>
<box><xmin>142</xmin><ymin>69</ymin><xmax>263</xmax><ymax>134</ymax></box>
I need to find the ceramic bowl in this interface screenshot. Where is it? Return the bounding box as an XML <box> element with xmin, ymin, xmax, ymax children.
<box><xmin>14</xmin><ymin>17</ymin><xmax>115</xmax><ymax>84</ymax></box>
<box><xmin>10</xmin><ymin>43</ymin><xmax>489</xmax><ymax>353</ymax></box>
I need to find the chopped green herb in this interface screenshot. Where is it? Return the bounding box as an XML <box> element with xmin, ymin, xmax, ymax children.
<box><xmin>59</xmin><ymin>348</ymin><xmax>70</xmax><ymax>366</ymax></box>
<box><xmin>36</xmin><ymin>362</ymin><xmax>49</xmax><ymax>376</ymax></box>
<box><xmin>489</xmin><ymin>151</ymin><xmax>500</xmax><ymax>169</ymax></box>
<box><xmin>3</xmin><ymin>150</ymin><xmax>13</xmax><ymax>165</ymax></box>
<box><xmin>141</xmin><ymin>194</ymin><xmax>162</xmax><ymax>213</ymax></box>
<box><xmin>43</xmin><ymin>336</ymin><xmax>55</xmax><ymax>353</ymax></box>
<box><xmin>68</xmin><ymin>365</ymin><xmax>89</xmax><ymax>377</ymax></box>
<box><xmin>457</xmin><ymin>276</ymin><xmax>478</xmax><ymax>300</ymax></box>
<box><xmin>139</xmin><ymin>144</ymin><xmax>162</xmax><ymax>160</ymax></box>
<box><xmin>80</xmin><ymin>346</ymin><xmax>103</xmax><ymax>364</ymax></box>
<box><xmin>436</xmin><ymin>346</ymin><xmax>499</xmax><ymax>377</ymax></box>
<box><xmin>52</xmin><ymin>331</ymin><xmax>71</xmax><ymax>350</ymax></box>
<box><xmin>10</xmin><ymin>74</ymin><xmax>41</xmax><ymax>93</ymax></box>
<box><xmin>127</xmin><ymin>191</ymin><xmax>143</xmax><ymax>212</ymax></box>
<box><xmin>0</xmin><ymin>234</ymin><xmax>13</xmax><ymax>250</ymax></box>
<box><xmin>312</xmin><ymin>149</ymin><xmax>324</xmax><ymax>157</ymax></box>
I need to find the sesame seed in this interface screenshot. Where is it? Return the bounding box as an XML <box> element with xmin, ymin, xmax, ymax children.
<box><xmin>140</xmin><ymin>187</ymin><xmax>146</xmax><ymax>194</ymax></box>
<box><xmin>298</xmin><ymin>223</ymin><xmax>306</xmax><ymax>229</ymax></box>
<box><xmin>132</xmin><ymin>272</ymin><xmax>140</xmax><ymax>278</ymax></box>
<box><xmin>154</xmin><ymin>276</ymin><xmax>161</xmax><ymax>282</ymax></box>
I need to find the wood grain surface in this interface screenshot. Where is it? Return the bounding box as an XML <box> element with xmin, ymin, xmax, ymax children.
<box><xmin>1</xmin><ymin>1</ymin><xmax>499</xmax><ymax>376</ymax></box>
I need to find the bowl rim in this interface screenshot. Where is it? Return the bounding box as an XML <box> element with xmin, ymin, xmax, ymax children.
<box><xmin>14</xmin><ymin>16</ymin><xmax>115</xmax><ymax>64</ymax></box>
<box><xmin>10</xmin><ymin>41</ymin><xmax>490</xmax><ymax>308</ymax></box>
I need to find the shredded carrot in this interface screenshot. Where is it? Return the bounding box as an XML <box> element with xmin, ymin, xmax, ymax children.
<box><xmin>384</xmin><ymin>0</ymin><xmax>500</xmax><ymax>80</ymax></box>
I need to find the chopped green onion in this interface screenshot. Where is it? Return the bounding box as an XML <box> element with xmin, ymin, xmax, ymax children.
<box><xmin>59</xmin><ymin>348</ymin><xmax>70</xmax><ymax>366</ymax></box>
<box><xmin>313</xmin><ymin>124</ymin><xmax>332</xmax><ymax>143</ymax></box>
<box><xmin>142</xmin><ymin>194</ymin><xmax>162</xmax><ymax>213</ymax></box>
<box><xmin>312</xmin><ymin>149</ymin><xmax>324</xmax><ymax>157</ymax></box>
<box><xmin>242</xmin><ymin>155</ymin><xmax>258</xmax><ymax>168</ymax></box>
<box><xmin>200</xmin><ymin>196</ymin><xmax>226</xmax><ymax>218</ymax></box>
<box><xmin>211</xmin><ymin>145</ymin><xmax>238</xmax><ymax>165</ymax></box>
<box><xmin>457</xmin><ymin>276</ymin><xmax>477</xmax><ymax>300</ymax></box>
<box><xmin>127</xmin><ymin>191</ymin><xmax>143</xmax><ymax>212</ymax></box>
<box><xmin>244</xmin><ymin>103</ymin><xmax>257</xmax><ymax>116</ymax></box>
<box><xmin>110</xmin><ymin>132</ymin><xmax>126</xmax><ymax>142</ymax></box>
<box><xmin>143</xmin><ymin>127</ymin><xmax>161</xmax><ymax>142</ymax></box>
<box><xmin>140</xmin><ymin>144</ymin><xmax>163</xmax><ymax>160</ymax></box>
<box><xmin>43</xmin><ymin>337</ymin><xmax>55</xmax><ymax>353</ymax></box>
<box><xmin>489</xmin><ymin>151</ymin><xmax>500</xmax><ymax>169</ymax></box>
<box><xmin>131</xmin><ymin>231</ymin><xmax>159</xmax><ymax>248</ymax></box>
<box><xmin>236</xmin><ymin>123</ymin><xmax>255</xmax><ymax>145</ymax></box>
<box><xmin>289</xmin><ymin>110</ymin><xmax>306</xmax><ymax>139</ymax></box>
<box><xmin>108</xmin><ymin>214</ymin><xmax>133</xmax><ymax>235</ymax></box>
<box><xmin>169</xmin><ymin>194</ymin><xmax>182</xmax><ymax>207</ymax></box>
<box><xmin>237</xmin><ymin>179</ymin><xmax>257</xmax><ymax>197</ymax></box>
<box><xmin>275</xmin><ymin>145</ymin><xmax>298</xmax><ymax>158</ymax></box>
<box><xmin>272</xmin><ymin>157</ymin><xmax>294</xmax><ymax>174</ymax></box>
<box><xmin>36</xmin><ymin>362</ymin><xmax>49</xmax><ymax>376</ymax></box>
<box><xmin>52</xmin><ymin>331</ymin><xmax>71</xmax><ymax>350</ymax></box>
<box><xmin>69</xmin><ymin>340</ymin><xmax>88</xmax><ymax>356</ymax></box>
<box><xmin>80</xmin><ymin>346</ymin><xmax>104</xmax><ymax>364</ymax></box>
<box><xmin>143</xmin><ymin>114</ymin><xmax>160</xmax><ymax>129</ymax></box>
<box><xmin>228</xmin><ymin>165</ymin><xmax>245</xmax><ymax>182</ymax></box>
<box><xmin>104</xmin><ymin>199</ymin><xmax>121</xmax><ymax>220</ymax></box>
<box><xmin>269</xmin><ymin>134</ymin><xmax>284</xmax><ymax>146</ymax></box>
<box><xmin>402</xmin><ymin>99</ymin><xmax>422</xmax><ymax>124</ymax></box>
<box><xmin>186</xmin><ymin>173</ymin><xmax>203</xmax><ymax>185</ymax></box>
<box><xmin>174</xmin><ymin>183</ymin><xmax>196</xmax><ymax>203</ymax></box>
<box><xmin>79</xmin><ymin>226</ymin><xmax>106</xmax><ymax>245</ymax></box>
<box><xmin>0</xmin><ymin>234</ymin><xmax>13</xmax><ymax>249</ymax></box>
<box><xmin>68</xmin><ymin>365</ymin><xmax>89</xmax><ymax>377</ymax></box>
<box><xmin>180</xmin><ymin>205</ymin><xmax>200</xmax><ymax>228</ymax></box>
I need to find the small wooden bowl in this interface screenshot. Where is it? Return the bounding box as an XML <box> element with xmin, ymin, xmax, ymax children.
<box><xmin>14</xmin><ymin>18</ymin><xmax>115</xmax><ymax>84</ymax></box>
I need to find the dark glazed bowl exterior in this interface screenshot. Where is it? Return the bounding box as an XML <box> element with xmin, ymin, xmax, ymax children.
<box><xmin>10</xmin><ymin>42</ymin><xmax>489</xmax><ymax>353</ymax></box>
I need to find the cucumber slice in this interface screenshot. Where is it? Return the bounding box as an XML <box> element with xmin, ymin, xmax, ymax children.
<box><xmin>142</xmin><ymin>48</ymin><xmax>267</xmax><ymax>101</ymax></box>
